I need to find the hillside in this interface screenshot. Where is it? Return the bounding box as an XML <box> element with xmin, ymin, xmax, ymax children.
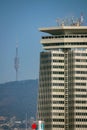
<box><xmin>0</xmin><ymin>79</ymin><xmax>38</xmax><ymax>120</ymax></box>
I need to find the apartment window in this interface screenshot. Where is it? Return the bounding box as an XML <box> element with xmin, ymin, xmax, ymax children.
<box><xmin>76</xmin><ymin>71</ymin><xmax>87</xmax><ymax>74</ymax></box>
<box><xmin>53</xmin><ymin>101</ymin><xmax>64</xmax><ymax>104</ymax></box>
<box><xmin>41</xmin><ymin>60</ymin><xmax>51</xmax><ymax>64</ymax></box>
<box><xmin>76</xmin><ymin>118</ymin><xmax>87</xmax><ymax>121</ymax></box>
<box><xmin>40</xmin><ymin>65</ymin><xmax>51</xmax><ymax>70</ymax></box>
<box><xmin>53</xmin><ymin>119</ymin><xmax>64</xmax><ymax>122</ymax></box>
<box><xmin>53</xmin><ymin>83</ymin><xmax>64</xmax><ymax>86</ymax></box>
<box><xmin>41</xmin><ymin>55</ymin><xmax>50</xmax><ymax>58</ymax></box>
<box><xmin>76</xmin><ymin>125</ymin><xmax>87</xmax><ymax>128</ymax></box>
<box><xmin>53</xmin><ymin>95</ymin><xmax>64</xmax><ymax>98</ymax></box>
<box><xmin>53</xmin><ymin>89</ymin><xmax>64</xmax><ymax>92</ymax></box>
<box><xmin>75</xmin><ymin>53</ymin><xmax>81</xmax><ymax>56</ymax></box>
<box><xmin>75</xmin><ymin>59</ymin><xmax>87</xmax><ymax>62</ymax></box>
<box><xmin>76</xmin><ymin>113</ymin><xmax>87</xmax><ymax>116</ymax></box>
<box><xmin>75</xmin><ymin>101</ymin><xmax>86</xmax><ymax>103</ymax></box>
<box><xmin>53</xmin><ymin>77</ymin><xmax>64</xmax><ymax>80</ymax></box>
<box><xmin>75</xmin><ymin>88</ymin><xmax>86</xmax><ymax>92</ymax></box>
<box><xmin>53</xmin><ymin>54</ymin><xmax>64</xmax><ymax>57</ymax></box>
<box><xmin>53</xmin><ymin>60</ymin><xmax>64</xmax><ymax>62</ymax></box>
<box><xmin>75</xmin><ymin>59</ymin><xmax>80</xmax><ymax>62</ymax></box>
<box><xmin>76</xmin><ymin>106</ymin><xmax>87</xmax><ymax>109</ymax></box>
<box><xmin>53</xmin><ymin>66</ymin><xmax>64</xmax><ymax>69</ymax></box>
<box><xmin>53</xmin><ymin>71</ymin><xmax>64</xmax><ymax>74</ymax></box>
<box><xmin>45</xmin><ymin>124</ymin><xmax>52</xmax><ymax>128</ymax></box>
<box><xmin>53</xmin><ymin>107</ymin><xmax>64</xmax><ymax>110</ymax></box>
<box><xmin>76</xmin><ymin>94</ymin><xmax>87</xmax><ymax>97</ymax></box>
<box><xmin>75</xmin><ymin>65</ymin><xmax>87</xmax><ymax>68</ymax></box>
<box><xmin>43</xmin><ymin>43</ymin><xmax>65</xmax><ymax>46</ymax></box>
<box><xmin>53</xmin><ymin>125</ymin><xmax>64</xmax><ymax>128</ymax></box>
<box><xmin>75</xmin><ymin>83</ymin><xmax>86</xmax><ymax>86</ymax></box>
<box><xmin>42</xmin><ymin>34</ymin><xmax>87</xmax><ymax>39</ymax></box>
<box><xmin>53</xmin><ymin>113</ymin><xmax>64</xmax><ymax>116</ymax></box>
<box><xmin>81</xmin><ymin>53</ymin><xmax>86</xmax><ymax>56</ymax></box>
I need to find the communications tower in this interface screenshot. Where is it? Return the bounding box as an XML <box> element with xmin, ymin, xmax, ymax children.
<box><xmin>14</xmin><ymin>42</ymin><xmax>19</xmax><ymax>81</ymax></box>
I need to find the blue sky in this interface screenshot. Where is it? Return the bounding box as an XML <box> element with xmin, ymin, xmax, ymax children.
<box><xmin>0</xmin><ymin>0</ymin><xmax>87</xmax><ymax>83</ymax></box>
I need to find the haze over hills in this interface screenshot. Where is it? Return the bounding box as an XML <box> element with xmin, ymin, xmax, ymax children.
<box><xmin>0</xmin><ymin>79</ymin><xmax>38</xmax><ymax>120</ymax></box>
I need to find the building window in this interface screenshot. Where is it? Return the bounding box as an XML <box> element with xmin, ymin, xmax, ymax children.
<box><xmin>53</xmin><ymin>125</ymin><xmax>64</xmax><ymax>128</ymax></box>
<box><xmin>53</xmin><ymin>119</ymin><xmax>64</xmax><ymax>122</ymax></box>
<box><xmin>53</xmin><ymin>95</ymin><xmax>64</xmax><ymax>98</ymax></box>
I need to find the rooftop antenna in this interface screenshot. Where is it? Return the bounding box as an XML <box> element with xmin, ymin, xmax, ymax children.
<box><xmin>79</xmin><ymin>13</ymin><xmax>84</xmax><ymax>25</ymax></box>
<box><xmin>71</xmin><ymin>16</ymin><xmax>75</xmax><ymax>25</ymax></box>
<box><xmin>14</xmin><ymin>41</ymin><xmax>19</xmax><ymax>81</ymax></box>
<box><xmin>56</xmin><ymin>18</ymin><xmax>61</xmax><ymax>26</ymax></box>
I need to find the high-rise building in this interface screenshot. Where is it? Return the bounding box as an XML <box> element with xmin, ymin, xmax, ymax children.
<box><xmin>38</xmin><ymin>23</ymin><xmax>87</xmax><ymax>130</ymax></box>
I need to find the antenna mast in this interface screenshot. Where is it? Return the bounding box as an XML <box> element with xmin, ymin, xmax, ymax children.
<box><xmin>56</xmin><ymin>14</ymin><xmax>84</xmax><ymax>26</ymax></box>
<box><xmin>14</xmin><ymin>42</ymin><xmax>19</xmax><ymax>81</ymax></box>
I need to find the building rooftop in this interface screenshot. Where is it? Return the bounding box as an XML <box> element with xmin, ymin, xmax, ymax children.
<box><xmin>39</xmin><ymin>26</ymin><xmax>87</xmax><ymax>35</ymax></box>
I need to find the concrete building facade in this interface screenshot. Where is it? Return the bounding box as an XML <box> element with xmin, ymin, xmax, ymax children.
<box><xmin>38</xmin><ymin>25</ymin><xmax>87</xmax><ymax>130</ymax></box>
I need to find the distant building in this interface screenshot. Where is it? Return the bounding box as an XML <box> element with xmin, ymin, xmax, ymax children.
<box><xmin>0</xmin><ymin>116</ymin><xmax>7</xmax><ymax>125</ymax></box>
<box><xmin>38</xmin><ymin>23</ymin><xmax>87</xmax><ymax>130</ymax></box>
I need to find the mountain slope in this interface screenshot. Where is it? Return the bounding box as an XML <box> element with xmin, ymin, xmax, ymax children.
<box><xmin>0</xmin><ymin>79</ymin><xmax>38</xmax><ymax>120</ymax></box>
